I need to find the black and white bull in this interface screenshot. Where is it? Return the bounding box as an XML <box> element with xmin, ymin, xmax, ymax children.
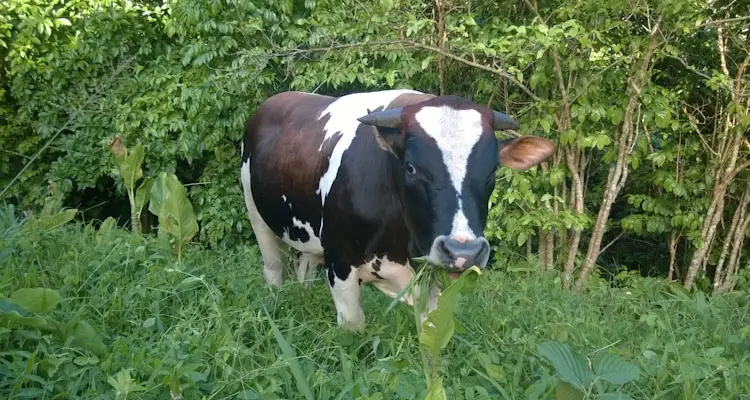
<box><xmin>240</xmin><ymin>89</ymin><xmax>554</xmax><ymax>330</ymax></box>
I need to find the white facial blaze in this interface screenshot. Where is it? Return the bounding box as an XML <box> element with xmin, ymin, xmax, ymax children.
<box><xmin>414</xmin><ymin>106</ymin><xmax>484</xmax><ymax>239</ymax></box>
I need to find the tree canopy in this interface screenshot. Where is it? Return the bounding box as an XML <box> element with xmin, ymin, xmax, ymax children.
<box><xmin>1</xmin><ymin>0</ymin><xmax>748</xmax><ymax>291</ymax></box>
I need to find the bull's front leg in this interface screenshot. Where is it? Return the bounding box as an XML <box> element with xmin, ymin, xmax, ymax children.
<box><xmin>325</xmin><ymin>262</ymin><xmax>365</xmax><ymax>331</ymax></box>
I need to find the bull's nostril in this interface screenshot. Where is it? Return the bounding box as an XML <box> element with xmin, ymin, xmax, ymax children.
<box><xmin>438</xmin><ymin>239</ymin><xmax>450</xmax><ymax>254</ymax></box>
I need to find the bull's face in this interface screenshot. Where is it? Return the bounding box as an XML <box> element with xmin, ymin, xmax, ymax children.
<box><xmin>358</xmin><ymin>96</ymin><xmax>554</xmax><ymax>274</ymax></box>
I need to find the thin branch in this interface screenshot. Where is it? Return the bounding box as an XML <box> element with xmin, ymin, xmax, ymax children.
<box><xmin>569</xmin><ymin>61</ymin><xmax>624</xmax><ymax>104</ymax></box>
<box><xmin>0</xmin><ymin>56</ymin><xmax>137</xmax><ymax>200</ymax></box>
<box><xmin>664</xmin><ymin>54</ymin><xmax>713</xmax><ymax>80</ymax></box>
<box><xmin>251</xmin><ymin>40</ymin><xmax>542</xmax><ymax>101</ymax></box>
<box><xmin>683</xmin><ymin>105</ymin><xmax>720</xmax><ymax>157</ymax></box>
<box><xmin>0</xmin><ymin>148</ymin><xmax>32</xmax><ymax>160</ymax></box>
<box><xmin>701</xmin><ymin>16</ymin><xmax>750</xmax><ymax>27</ymax></box>
<box><xmin>728</xmin><ymin>159</ymin><xmax>750</xmax><ymax>182</ymax></box>
<box><xmin>406</xmin><ymin>41</ymin><xmax>541</xmax><ymax>101</ymax></box>
<box><xmin>599</xmin><ymin>231</ymin><xmax>625</xmax><ymax>256</ymax></box>
<box><xmin>1</xmin><ymin>116</ymin><xmax>78</xmax><ymax>199</ymax></box>
<box><xmin>735</xmin><ymin>51</ymin><xmax>750</xmax><ymax>95</ymax></box>
<box><xmin>717</xmin><ymin>24</ymin><xmax>731</xmax><ymax>80</ymax></box>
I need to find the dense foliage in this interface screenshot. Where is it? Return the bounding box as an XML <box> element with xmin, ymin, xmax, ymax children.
<box><xmin>1</xmin><ymin>1</ymin><xmax>748</xmax><ymax>285</ymax></box>
<box><xmin>1</xmin><ymin>207</ymin><xmax>749</xmax><ymax>399</ymax></box>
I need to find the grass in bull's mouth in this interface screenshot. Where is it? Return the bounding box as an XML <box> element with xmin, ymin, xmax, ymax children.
<box><xmin>1</xmin><ymin>205</ymin><xmax>749</xmax><ymax>399</ymax></box>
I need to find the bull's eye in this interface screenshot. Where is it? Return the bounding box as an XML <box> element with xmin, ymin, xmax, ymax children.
<box><xmin>405</xmin><ymin>162</ymin><xmax>416</xmax><ymax>176</ymax></box>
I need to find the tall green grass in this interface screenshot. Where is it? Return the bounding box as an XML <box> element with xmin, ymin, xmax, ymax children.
<box><xmin>1</xmin><ymin>204</ymin><xmax>749</xmax><ymax>399</ymax></box>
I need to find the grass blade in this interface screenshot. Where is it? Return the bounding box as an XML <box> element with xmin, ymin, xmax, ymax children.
<box><xmin>262</xmin><ymin>305</ymin><xmax>314</xmax><ymax>400</ymax></box>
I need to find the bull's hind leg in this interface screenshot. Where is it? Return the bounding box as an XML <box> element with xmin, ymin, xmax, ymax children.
<box><xmin>241</xmin><ymin>159</ymin><xmax>286</xmax><ymax>287</ymax></box>
<box><xmin>297</xmin><ymin>253</ymin><xmax>323</xmax><ymax>288</ymax></box>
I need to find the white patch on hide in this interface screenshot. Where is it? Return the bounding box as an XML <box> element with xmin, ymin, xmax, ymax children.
<box><xmin>281</xmin><ymin>217</ymin><xmax>324</xmax><ymax>255</ymax></box>
<box><xmin>359</xmin><ymin>256</ymin><xmax>416</xmax><ymax>305</ymax></box>
<box><xmin>329</xmin><ymin>265</ymin><xmax>365</xmax><ymax>330</ymax></box>
<box><xmin>241</xmin><ymin>158</ymin><xmax>285</xmax><ymax>286</ymax></box>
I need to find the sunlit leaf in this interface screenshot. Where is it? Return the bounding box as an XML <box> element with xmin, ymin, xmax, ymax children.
<box><xmin>10</xmin><ymin>288</ymin><xmax>60</xmax><ymax>313</ymax></box>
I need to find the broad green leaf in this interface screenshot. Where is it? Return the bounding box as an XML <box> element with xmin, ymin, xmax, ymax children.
<box><xmin>29</xmin><ymin>209</ymin><xmax>77</xmax><ymax>231</ymax></box>
<box><xmin>541</xmin><ymin>118</ymin><xmax>551</xmax><ymax>134</ymax></box>
<box><xmin>593</xmin><ymin>352</ymin><xmax>640</xmax><ymax>385</ymax></box>
<box><xmin>10</xmin><ymin>288</ymin><xmax>61</xmax><ymax>313</ymax></box>
<box><xmin>595</xmin><ymin>134</ymin><xmax>612</xmax><ymax>150</ymax></box>
<box><xmin>135</xmin><ymin>176</ymin><xmax>155</xmax><ymax>214</ymax></box>
<box><xmin>70</xmin><ymin>320</ymin><xmax>108</xmax><ymax>357</ymax></box>
<box><xmin>149</xmin><ymin>172</ymin><xmax>199</xmax><ymax>251</ymax></box>
<box><xmin>98</xmin><ymin>217</ymin><xmax>116</xmax><ymax>235</ymax></box>
<box><xmin>517</xmin><ymin>231</ymin><xmax>528</xmax><ymax>247</ymax></box>
<box><xmin>380</xmin><ymin>0</ymin><xmax>393</xmax><ymax>11</ymax></box>
<box><xmin>419</xmin><ymin>266</ymin><xmax>481</xmax><ymax>357</ymax></box>
<box><xmin>550</xmin><ymin>168</ymin><xmax>565</xmax><ymax>186</ymax></box>
<box><xmin>556</xmin><ymin>381</ymin><xmax>584</xmax><ymax>400</ymax></box>
<box><xmin>538</xmin><ymin>341</ymin><xmax>593</xmax><ymax>390</ymax></box>
<box><xmin>148</xmin><ymin>172</ymin><xmax>168</xmax><ymax>217</ymax></box>
<box><xmin>655</xmin><ymin>110</ymin><xmax>671</xmax><ymax>129</ymax></box>
<box><xmin>425</xmin><ymin>378</ymin><xmax>447</xmax><ymax>400</ymax></box>
<box><xmin>609</xmin><ymin>108</ymin><xmax>624</xmax><ymax>125</ymax></box>
<box><xmin>561</xmin><ymin>129</ymin><xmax>577</xmax><ymax>146</ymax></box>
<box><xmin>597</xmin><ymin>394</ymin><xmax>633</xmax><ymax>400</ymax></box>
<box><xmin>177</xmin><ymin>276</ymin><xmax>204</xmax><ymax>290</ymax></box>
<box><xmin>0</xmin><ymin>299</ymin><xmax>55</xmax><ymax>331</ymax></box>
<box><xmin>630</xmin><ymin>155</ymin><xmax>640</xmax><ymax>170</ymax></box>
<box><xmin>386</xmin><ymin>70</ymin><xmax>395</xmax><ymax>87</ymax></box>
<box><xmin>120</xmin><ymin>142</ymin><xmax>145</xmax><ymax>190</ymax></box>
<box><xmin>107</xmin><ymin>368</ymin><xmax>146</xmax><ymax>397</ymax></box>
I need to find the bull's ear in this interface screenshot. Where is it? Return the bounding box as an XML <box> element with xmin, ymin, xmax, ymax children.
<box><xmin>498</xmin><ymin>136</ymin><xmax>555</xmax><ymax>170</ymax></box>
<box><xmin>358</xmin><ymin>108</ymin><xmax>405</xmax><ymax>156</ymax></box>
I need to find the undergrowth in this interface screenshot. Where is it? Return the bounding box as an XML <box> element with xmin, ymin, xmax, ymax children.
<box><xmin>1</xmin><ymin>204</ymin><xmax>749</xmax><ymax>399</ymax></box>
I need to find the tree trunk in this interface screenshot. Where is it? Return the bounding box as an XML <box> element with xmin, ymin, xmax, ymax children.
<box><xmin>685</xmin><ymin>188</ymin><xmax>727</xmax><ymax>289</ymax></box>
<box><xmin>575</xmin><ymin>20</ymin><xmax>662</xmax><ymax>292</ymax></box>
<box><xmin>539</xmin><ymin>228</ymin><xmax>547</xmax><ymax>270</ymax></box>
<box><xmin>712</xmin><ymin>184</ymin><xmax>748</xmax><ymax>288</ymax></box>
<box><xmin>545</xmin><ymin>230</ymin><xmax>554</xmax><ymax>269</ymax></box>
<box><xmin>685</xmin><ymin>23</ymin><xmax>750</xmax><ymax>290</ymax></box>
<box><xmin>434</xmin><ymin>0</ymin><xmax>446</xmax><ymax>95</ymax></box>
<box><xmin>667</xmin><ymin>230</ymin><xmax>680</xmax><ymax>281</ymax></box>
<box><xmin>527</xmin><ymin>234</ymin><xmax>533</xmax><ymax>260</ymax></box>
<box><xmin>717</xmin><ymin>182</ymin><xmax>750</xmax><ymax>292</ymax></box>
<box><xmin>563</xmin><ymin>149</ymin><xmax>583</xmax><ymax>289</ymax></box>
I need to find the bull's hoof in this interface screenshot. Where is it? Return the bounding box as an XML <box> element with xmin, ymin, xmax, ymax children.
<box><xmin>337</xmin><ymin>312</ymin><xmax>365</xmax><ymax>332</ymax></box>
<box><xmin>299</xmin><ymin>277</ymin><xmax>316</xmax><ymax>289</ymax></box>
